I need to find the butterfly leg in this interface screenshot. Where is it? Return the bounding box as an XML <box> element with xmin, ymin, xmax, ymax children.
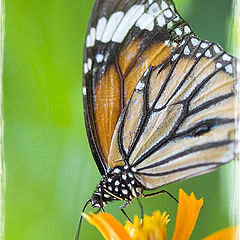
<box><xmin>93</xmin><ymin>206</ymin><xmax>105</xmax><ymax>214</ymax></box>
<box><xmin>144</xmin><ymin>190</ymin><xmax>178</xmax><ymax>203</ymax></box>
<box><xmin>94</xmin><ymin>208</ymin><xmax>101</xmax><ymax>214</ymax></box>
<box><xmin>136</xmin><ymin>197</ymin><xmax>144</xmax><ymax>221</ymax></box>
<box><xmin>119</xmin><ymin>202</ymin><xmax>132</xmax><ymax>223</ymax></box>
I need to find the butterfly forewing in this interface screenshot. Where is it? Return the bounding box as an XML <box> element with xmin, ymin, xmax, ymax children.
<box><xmin>83</xmin><ymin>0</ymin><xmax>193</xmax><ymax>174</ymax></box>
<box><xmin>108</xmin><ymin>35</ymin><xmax>236</xmax><ymax>189</ymax></box>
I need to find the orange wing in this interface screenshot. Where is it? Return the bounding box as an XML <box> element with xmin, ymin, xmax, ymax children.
<box><xmin>83</xmin><ymin>0</ymin><xmax>193</xmax><ymax>174</ymax></box>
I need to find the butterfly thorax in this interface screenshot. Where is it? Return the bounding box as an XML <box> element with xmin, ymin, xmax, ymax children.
<box><xmin>90</xmin><ymin>166</ymin><xmax>143</xmax><ymax>208</ymax></box>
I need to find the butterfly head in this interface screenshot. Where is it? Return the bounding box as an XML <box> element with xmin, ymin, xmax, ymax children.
<box><xmin>90</xmin><ymin>192</ymin><xmax>107</xmax><ymax>208</ymax></box>
<box><xmin>91</xmin><ymin>166</ymin><xmax>143</xmax><ymax>208</ymax></box>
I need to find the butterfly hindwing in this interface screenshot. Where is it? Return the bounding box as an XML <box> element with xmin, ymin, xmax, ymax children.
<box><xmin>108</xmin><ymin>35</ymin><xmax>236</xmax><ymax>189</ymax></box>
<box><xmin>83</xmin><ymin>0</ymin><xmax>193</xmax><ymax>174</ymax></box>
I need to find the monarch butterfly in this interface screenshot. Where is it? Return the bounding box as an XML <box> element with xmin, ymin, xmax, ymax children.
<box><xmin>76</xmin><ymin>0</ymin><xmax>237</xmax><ymax>238</ymax></box>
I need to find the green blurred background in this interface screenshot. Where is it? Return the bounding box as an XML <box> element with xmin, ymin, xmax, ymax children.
<box><xmin>4</xmin><ymin>0</ymin><xmax>234</xmax><ymax>239</ymax></box>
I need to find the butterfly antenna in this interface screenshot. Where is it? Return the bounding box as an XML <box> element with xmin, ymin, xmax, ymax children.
<box><xmin>74</xmin><ymin>199</ymin><xmax>91</xmax><ymax>240</ymax></box>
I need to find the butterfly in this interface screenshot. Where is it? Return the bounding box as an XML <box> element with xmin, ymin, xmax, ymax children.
<box><xmin>76</xmin><ymin>0</ymin><xmax>236</xmax><ymax>238</ymax></box>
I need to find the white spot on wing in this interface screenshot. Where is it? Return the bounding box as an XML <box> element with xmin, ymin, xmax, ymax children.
<box><xmin>216</xmin><ymin>62</ymin><xmax>222</xmax><ymax>68</ymax></box>
<box><xmin>191</xmin><ymin>38</ymin><xmax>200</xmax><ymax>46</ymax></box>
<box><xmin>86</xmin><ymin>35</ymin><xmax>91</xmax><ymax>48</ymax></box>
<box><xmin>83</xmin><ymin>86</ymin><xmax>86</xmax><ymax>95</ymax></box>
<box><xmin>225</xmin><ymin>64</ymin><xmax>233</xmax><ymax>74</ymax></box>
<box><xmin>184</xmin><ymin>46</ymin><xmax>190</xmax><ymax>55</ymax></box>
<box><xmin>86</xmin><ymin>28</ymin><xmax>96</xmax><ymax>48</ymax></box>
<box><xmin>148</xmin><ymin>3</ymin><xmax>161</xmax><ymax>17</ymax></box>
<box><xmin>222</xmin><ymin>54</ymin><xmax>232</xmax><ymax>61</ymax></box>
<box><xmin>200</xmin><ymin>42</ymin><xmax>208</xmax><ymax>49</ymax></box>
<box><xmin>167</xmin><ymin>21</ymin><xmax>173</xmax><ymax>29</ymax></box>
<box><xmin>205</xmin><ymin>50</ymin><xmax>212</xmax><ymax>58</ymax></box>
<box><xmin>164</xmin><ymin>9</ymin><xmax>172</xmax><ymax>18</ymax></box>
<box><xmin>96</xmin><ymin>17</ymin><xmax>107</xmax><ymax>41</ymax></box>
<box><xmin>184</xmin><ymin>26</ymin><xmax>191</xmax><ymax>34</ymax></box>
<box><xmin>157</xmin><ymin>13</ymin><xmax>165</xmax><ymax>27</ymax></box>
<box><xmin>161</xmin><ymin>1</ymin><xmax>168</xmax><ymax>10</ymax></box>
<box><xmin>90</xmin><ymin>28</ymin><xmax>96</xmax><ymax>46</ymax></box>
<box><xmin>84</xmin><ymin>63</ymin><xmax>88</xmax><ymax>74</ymax></box>
<box><xmin>172</xmin><ymin>53</ymin><xmax>179</xmax><ymax>61</ymax></box>
<box><xmin>136</xmin><ymin>81</ymin><xmax>145</xmax><ymax>90</ymax></box>
<box><xmin>136</xmin><ymin>13</ymin><xmax>154</xmax><ymax>31</ymax></box>
<box><xmin>164</xmin><ymin>40</ymin><xmax>170</xmax><ymax>46</ymax></box>
<box><xmin>101</xmin><ymin>11</ymin><xmax>124</xmax><ymax>43</ymax></box>
<box><xmin>213</xmin><ymin>45</ymin><xmax>221</xmax><ymax>54</ymax></box>
<box><xmin>179</xmin><ymin>39</ymin><xmax>185</xmax><ymax>46</ymax></box>
<box><xmin>96</xmin><ymin>53</ymin><xmax>104</xmax><ymax>62</ymax></box>
<box><xmin>173</xmin><ymin>15</ymin><xmax>180</xmax><ymax>22</ymax></box>
<box><xmin>169</xmin><ymin>5</ymin><xmax>175</xmax><ymax>11</ymax></box>
<box><xmin>196</xmin><ymin>52</ymin><xmax>201</xmax><ymax>58</ymax></box>
<box><xmin>112</xmin><ymin>5</ymin><xmax>145</xmax><ymax>43</ymax></box>
<box><xmin>87</xmin><ymin>58</ymin><xmax>92</xmax><ymax>70</ymax></box>
<box><xmin>175</xmin><ymin>28</ymin><xmax>182</xmax><ymax>36</ymax></box>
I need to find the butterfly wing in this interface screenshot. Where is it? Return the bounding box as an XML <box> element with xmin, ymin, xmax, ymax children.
<box><xmin>108</xmin><ymin>35</ymin><xmax>236</xmax><ymax>189</ymax></box>
<box><xmin>83</xmin><ymin>0</ymin><xmax>193</xmax><ymax>174</ymax></box>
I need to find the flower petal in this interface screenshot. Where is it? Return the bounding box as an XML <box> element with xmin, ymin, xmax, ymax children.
<box><xmin>172</xmin><ymin>189</ymin><xmax>204</xmax><ymax>240</ymax></box>
<box><xmin>201</xmin><ymin>226</ymin><xmax>239</xmax><ymax>240</ymax></box>
<box><xmin>82</xmin><ymin>212</ymin><xmax>132</xmax><ymax>240</ymax></box>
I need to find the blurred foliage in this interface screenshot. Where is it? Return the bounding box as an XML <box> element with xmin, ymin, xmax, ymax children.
<box><xmin>3</xmin><ymin>0</ymin><xmax>234</xmax><ymax>239</ymax></box>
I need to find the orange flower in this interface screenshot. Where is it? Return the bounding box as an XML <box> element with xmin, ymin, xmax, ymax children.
<box><xmin>82</xmin><ymin>211</ymin><xmax>132</xmax><ymax>240</ymax></box>
<box><xmin>124</xmin><ymin>211</ymin><xmax>170</xmax><ymax>240</ymax></box>
<box><xmin>172</xmin><ymin>189</ymin><xmax>203</xmax><ymax>240</ymax></box>
<box><xmin>201</xmin><ymin>226</ymin><xmax>239</xmax><ymax>240</ymax></box>
<box><xmin>82</xmin><ymin>189</ymin><xmax>238</xmax><ymax>240</ymax></box>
